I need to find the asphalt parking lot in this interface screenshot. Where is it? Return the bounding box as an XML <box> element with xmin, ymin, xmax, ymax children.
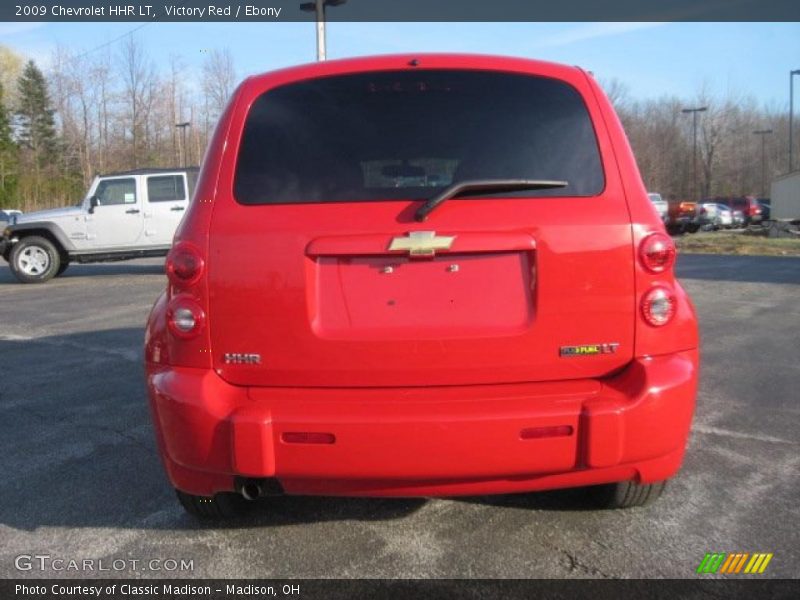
<box><xmin>0</xmin><ymin>254</ymin><xmax>798</xmax><ymax>579</ymax></box>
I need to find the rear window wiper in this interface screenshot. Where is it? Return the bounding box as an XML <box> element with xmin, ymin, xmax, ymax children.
<box><xmin>415</xmin><ymin>179</ymin><xmax>568</xmax><ymax>222</ymax></box>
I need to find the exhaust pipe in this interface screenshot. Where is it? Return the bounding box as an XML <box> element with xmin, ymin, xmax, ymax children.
<box><xmin>237</xmin><ymin>477</ymin><xmax>284</xmax><ymax>500</ymax></box>
<box><xmin>240</xmin><ymin>481</ymin><xmax>263</xmax><ymax>501</ymax></box>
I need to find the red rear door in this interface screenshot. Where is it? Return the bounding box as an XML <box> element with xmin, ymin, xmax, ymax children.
<box><xmin>207</xmin><ymin>61</ymin><xmax>634</xmax><ymax>387</ymax></box>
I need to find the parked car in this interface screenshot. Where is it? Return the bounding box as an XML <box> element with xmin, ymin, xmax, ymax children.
<box><xmin>667</xmin><ymin>200</ymin><xmax>698</xmax><ymax>233</ymax></box>
<box><xmin>757</xmin><ymin>200</ymin><xmax>771</xmax><ymax>221</ymax></box>
<box><xmin>647</xmin><ymin>192</ymin><xmax>669</xmax><ymax>224</ymax></box>
<box><xmin>1</xmin><ymin>167</ymin><xmax>198</xmax><ymax>283</ymax></box>
<box><xmin>731</xmin><ymin>209</ymin><xmax>746</xmax><ymax>228</ymax></box>
<box><xmin>709</xmin><ymin>196</ymin><xmax>763</xmax><ymax>225</ymax></box>
<box><xmin>697</xmin><ymin>202</ymin><xmax>733</xmax><ymax>229</ymax></box>
<box><xmin>0</xmin><ymin>209</ymin><xmax>22</xmax><ymax>225</ymax></box>
<box><xmin>144</xmin><ymin>54</ymin><xmax>699</xmax><ymax>519</ymax></box>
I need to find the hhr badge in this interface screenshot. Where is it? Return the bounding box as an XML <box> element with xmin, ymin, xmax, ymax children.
<box><xmin>224</xmin><ymin>353</ymin><xmax>261</xmax><ymax>365</ymax></box>
<box><xmin>560</xmin><ymin>343</ymin><xmax>620</xmax><ymax>357</ymax></box>
<box><xmin>388</xmin><ymin>231</ymin><xmax>455</xmax><ymax>257</ymax></box>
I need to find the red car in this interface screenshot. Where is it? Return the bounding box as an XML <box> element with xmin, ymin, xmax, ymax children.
<box><xmin>705</xmin><ymin>196</ymin><xmax>763</xmax><ymax>225</ymax></box>
<box><xmin>145</xmin><ymin>54</ymin><xmax>699</xmax><ymax>518</ymax></box>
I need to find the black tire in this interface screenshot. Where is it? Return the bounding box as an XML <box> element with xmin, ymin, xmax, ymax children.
<box><xmin>9</xmin><ymin>235</ymin><xmax>61</xmax><ymax>283</ymax></box>
<box><xmin>589</xmin><ymin>480</ymin><xmax>667</xmax><ymax>509</ymax></box>
<box><xmin>55</xmin><ymin>260</ymin><xmax>70</xmax><ymax>277</ymax></box>
<box><xmin>176</xmin><ymin>489</ymin><xmax>250</xmax><ymax>519</ymax></box>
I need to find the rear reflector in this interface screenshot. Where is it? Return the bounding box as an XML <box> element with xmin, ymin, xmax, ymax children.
<box><xmin>166</xmin><ymin>295</ymin><xmax>206</xmax><ymax>339</ymax></box>
<box><xmin>641</xmin><ymin>286</ymin><xmax>677</xmax><ymax>327</ymax></box>
<box><xmin>520</xmin><ymin>425</ymin><xmax>574</xmax><ymax>440</ymax></box>
<box><xmin>282</xmin><ymin>432</ymin><xmax>336</xmax><ymax>445</ymax></box>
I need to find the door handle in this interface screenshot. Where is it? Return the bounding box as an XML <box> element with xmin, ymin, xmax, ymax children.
<box><xmin>170</xmin><ymin>206</ymin><xmax>185</xmax><ymax>212</ymax></box>
<box><xmin>125</xmin><ymin>209</ymin><xmax>140</xmax><ymax>214</ymax></box>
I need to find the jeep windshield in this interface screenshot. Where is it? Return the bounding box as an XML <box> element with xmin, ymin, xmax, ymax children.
<box><xmin>234</xmin><ymin>69</ymin><xmax>604</xmax><ymax>205</ymax></box>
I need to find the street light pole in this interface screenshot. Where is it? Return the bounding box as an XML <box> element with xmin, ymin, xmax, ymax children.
<box><xmin>681</xmin><ymin>106</ymin><xmax>708</xmax><ymax>201</ymax></box>
<box><xmin>175</xmin><ymin>121</ymin><xmax>191</xmax><ymax>168</ymax></box>
<box><xmin>790</xmin><ymin>69</ymin><xmax>800</xmax><ymax>173</ymax></box>
<box><xmin>300</xmin><ymin>0</ymin><xmax>347</xmax><ymax>61</ymax></box>
<box><xmin>754</xmin><ymin>129</ymin><xmax>773</xmax><ymax>198</ymax></box>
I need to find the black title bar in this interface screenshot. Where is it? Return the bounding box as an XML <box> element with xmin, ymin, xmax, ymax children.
<box><xmin>3</xmin><ymin>579</ymin><xmax>800</xmax><ymax>600</ymax></box>
<box><xmin>3</xmin><ymin>0</ymin><xmax>800</xmax><ymax>22</ymax></box>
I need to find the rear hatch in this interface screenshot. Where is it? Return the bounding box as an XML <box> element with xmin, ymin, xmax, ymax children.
<box><xmin>208</xmin><ymin>68</ymin><xmax>634</xmax><ymax>387</ymax></box>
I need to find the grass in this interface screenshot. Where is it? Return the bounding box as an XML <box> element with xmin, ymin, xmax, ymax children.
<box><xmin>674</xmin><ymin>232</ymin><xmax>800</xmax><ymax>257</ymax></box>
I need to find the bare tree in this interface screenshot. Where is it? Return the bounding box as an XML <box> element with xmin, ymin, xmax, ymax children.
<box><xmin>202</xmin><ymin>48</ymin><xmax>236</xmax><ymax>120</ymax></box>
<box><xmin>119</xmin><ymin>36</ymin><xmax>155</xmax><ymax>168</ymax></box>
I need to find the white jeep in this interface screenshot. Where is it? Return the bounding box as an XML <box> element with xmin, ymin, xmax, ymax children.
<box><xmin>1</xmin><ymin>168</ymin><xmax>197</xmax><ymax>283</ymax></box>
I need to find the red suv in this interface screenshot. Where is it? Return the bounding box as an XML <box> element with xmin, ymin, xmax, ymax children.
<box><xmin>144</xmin><ymin>55</ymin><xmax>699</xmax><ymax>518</ymax></box>
<box><xmin>707</xmin><ymin>196</ymin><xmax>763</xmax><ymax>225</ymax></box>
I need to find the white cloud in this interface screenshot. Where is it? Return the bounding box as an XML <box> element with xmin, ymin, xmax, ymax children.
<box><xmin>534</xmin><ymin>22</ymin><xmax>666</xmax><ymax>48</ymax></box>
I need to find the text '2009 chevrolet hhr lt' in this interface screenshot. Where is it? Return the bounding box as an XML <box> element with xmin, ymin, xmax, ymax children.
<box><xmin>144</xmin><ymin>54</ymin><xmax>699</xmax><ymax>519</ymax></box>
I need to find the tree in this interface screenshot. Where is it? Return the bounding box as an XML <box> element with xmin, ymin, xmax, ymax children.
<box><xmin>15</xmin><ymin>60</ymin><xmax>62</xmax><ymax>208</ymax></box>
<box><xmin>202</xmin><ymin>48</ymin><xmax>236</xmax><ymax>120</ymax></box>
<box><xmin>0</xmin><ymin>80</ymin><xmax>18</xmax><ymax>207</ymax></box>
<box><xmin>16</xmin><ymin>60</ymin><xmax>58</xmax><ymax>165</ymax></box>
<box><xmin>0</xmin><ymin>45</ymin><xmax>24</xmax><ymax>109</ymax></box>
<box><xmin>119</xmin><ymin>36</ymin><xmax>156</xmax><ymax>167</ymax></box>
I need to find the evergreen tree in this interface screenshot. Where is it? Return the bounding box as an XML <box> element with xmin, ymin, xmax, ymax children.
<box><xmin>16</xmin><ymin>60</ymin><xmax>57</xmax><ymax>166</ymax></box>
<box><xmin>0</xmin><ymin>80</ymin><xmax>18</xmax><ymax>208</ymax></box>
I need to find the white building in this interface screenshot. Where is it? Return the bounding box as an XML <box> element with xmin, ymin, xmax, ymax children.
<box><xmin>771</xmin><ymin>170</ymin><xmax>800</xmax><ymax>220</ymax></box>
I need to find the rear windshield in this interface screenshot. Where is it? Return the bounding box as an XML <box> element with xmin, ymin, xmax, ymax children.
<box><xmin>234</xmin><ymin>70</ymin><xmax>604</xmax><ymax>205</ymax></box>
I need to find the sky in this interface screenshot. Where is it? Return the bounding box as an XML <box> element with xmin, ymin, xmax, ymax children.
<box><xmin>1</xmin><ymin>21</ymin><xmax>799</xmax><ymax>107</ymax></box>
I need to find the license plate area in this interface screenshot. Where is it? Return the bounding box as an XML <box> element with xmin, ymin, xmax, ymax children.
<box><xmin>311</xmin><ymin>251</ymin><xmax>534</xmax><ymax>340</ymax></box>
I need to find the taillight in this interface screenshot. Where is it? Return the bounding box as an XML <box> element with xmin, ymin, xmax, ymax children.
<box><xmin>167</xmin><ymin>295</ymin><xmax>205</xmax><ymax>339</ymax></box>
<box><xmin>641</xmin><ymin>286</ymin><xmax>676</xmax><ymax>327</ymax></box>
<box><xmin>639</xmin><ymin>233</ymin><xmax>676</xmax><ymax>273</ymax></box>
<box><xmin>166</xmin><ymin>242</ymin><xmax>204</xmax><ymax>286</ymax></box>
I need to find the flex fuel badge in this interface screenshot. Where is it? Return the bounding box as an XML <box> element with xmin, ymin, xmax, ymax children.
<box><xmin>559</xmin><ymin>343</ymin><xmax>620</xmax><ymax>357</ymax></box>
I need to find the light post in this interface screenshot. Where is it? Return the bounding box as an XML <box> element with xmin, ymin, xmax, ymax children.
<box><xmin>681</xmin><ymin>106</ymin><xmax>708</xmax><ymax>200</ymax></box>
<box><xmin>300</xmin><ymin>0</ymin><xmax>347</xmax><ymax>61</ymax></box>
<box><xmin>790</xmin><ymin>69</ymin><xmax>800</xmax><ymax>173</ymax></box>
<box><xmin>175</xmin><ymin>121</ymin><xmax>191</xmax><ymax>168</ymax></box>
<box><xmin>753</xmin><ymin>129</ymin><xmax>773</xmax><ymax>198</ymax></box>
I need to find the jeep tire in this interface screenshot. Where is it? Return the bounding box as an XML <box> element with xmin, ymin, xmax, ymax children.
<box><xmin>9</xmin><ymin>236</ymin><xmax>61</xmax><ymax>283</ymax></box>
<box><xmin>175</xmin><ymin>489</ymin><xmax>250</xmax><ymax>519</ymax></box>
<box><xmin>590</xmin><ymin>480</ymin><xmax>667</xmax><ymax>509</ymax></box>
<box><xmin>56</xmin><ymin>260</ymin><xmax>70</xmax><ymax>277</ymax></box>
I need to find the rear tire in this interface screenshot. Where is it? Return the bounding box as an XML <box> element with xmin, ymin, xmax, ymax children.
<box><xmin>175</xmin><ymin>489</ymin><xmax>250</xmax><ymax>519</ymax></box>
<box><xmin>589</xmin><ymin>480</ymin><xmax>667</xmax><ymax>509</ymax></box>
<box><xmin>9</xmin><ymin>236</ymin><xmax>61</xmax><ymax>283</ymax></box>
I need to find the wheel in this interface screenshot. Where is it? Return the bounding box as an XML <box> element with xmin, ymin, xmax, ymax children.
<box><xmin>175</xmin><ymin>489</ymin><xmax>250</xmax><ymax>519</ymax></box>
<box><xmin>589</xmin><ymin>480</ymin><xmax>667</xmax><ymax>509</ymax></box>
<box><xmin>55</xmin><ymin>260</ymin><xmax>70</xmax><ymax>277</ymax></box>
<box><xmin>9</xmin><ymin>236</ymin><xmax>61</xmax><ymax>283</ymax></box>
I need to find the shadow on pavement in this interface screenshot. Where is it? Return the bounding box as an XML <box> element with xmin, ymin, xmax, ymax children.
<box><xmin>0</xmin><ymin>328</ymin><xmax>423</xmax><ymax>531</ymax></box>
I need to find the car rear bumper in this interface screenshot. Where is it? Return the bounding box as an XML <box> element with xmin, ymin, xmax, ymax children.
<box><xmin>146</xmin><ymin>349</ymin><xmax>698</xmax><ymax>497</ymax></box>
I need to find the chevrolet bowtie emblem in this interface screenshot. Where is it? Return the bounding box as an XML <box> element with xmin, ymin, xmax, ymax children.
<box><xmin>388</xmin><ymin>231</ymin><xmax>456</xmax><ymax>257</ymax></box>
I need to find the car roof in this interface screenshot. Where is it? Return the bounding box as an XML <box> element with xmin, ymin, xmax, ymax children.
<box><xmin>242</xmin><ymin>53</ymin><xmax>587</xmax><ymax>91</ymax></box>
<box><xmin>98</xmin><ymin>166</ymin><xmax>199</xmax><ymax>178</ymax></box>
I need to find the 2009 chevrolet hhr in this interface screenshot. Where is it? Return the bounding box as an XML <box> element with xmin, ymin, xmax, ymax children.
<box><xmin>145</xmin><ymin>54</ymin><xmax>699</xmax><ymax>518</ymax></box>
